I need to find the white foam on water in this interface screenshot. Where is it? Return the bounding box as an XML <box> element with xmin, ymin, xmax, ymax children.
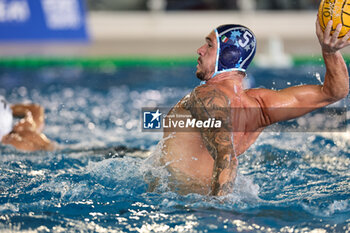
<box><xmin>86</xmin><ymin>157</ymin><xmax>142</xmax><ymax>182</ymax></box>
<box><xmin>302</xmin><ymin>200</ymin><xmax>349</xmax><ymax>217</ymax></box>
<box><xmin>0</xmin><ymin>203</ymin><xmax>18</xmax><ymax>213</ymax></box>
<box><xmin>141</xmin><ymin>140</ymin><xmax>173</xmax><ymax>194</ymax></box>
<box><xmin>141</xmin><ymin>138</ymin><xmax>262</xmax><ymax>208</ymax></box>
<box><xmin>328</xmin><ymin>200</ymin><xmax>349</xmax><ymax>215</ymax></box>
<box><xmin>231</xmin><ymin>173</ymin><xmax>261</xmax><ymax>202</ymax></box>
<box><xmin>30</xmin><ymin>180</ymin><xmax>74</xmax><ymax>199</ymax></box>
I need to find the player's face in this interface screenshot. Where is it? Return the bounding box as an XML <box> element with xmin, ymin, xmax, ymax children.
<box><xmin>196</xmin><ymin>30</ymin><xmax>217</xmax><ymax>81</ymax></box>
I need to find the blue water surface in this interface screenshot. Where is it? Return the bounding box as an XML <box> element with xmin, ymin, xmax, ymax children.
<box><xmin>0</xmin><ymin>64</ymin><xmax>349</xmax><ymax>232</ymax></box>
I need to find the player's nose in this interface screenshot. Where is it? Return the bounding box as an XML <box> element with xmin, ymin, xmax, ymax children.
<box><xmin>197</xmin><ymin>44</ymin><xmax>205</xmax><ymax>56</ymax></box>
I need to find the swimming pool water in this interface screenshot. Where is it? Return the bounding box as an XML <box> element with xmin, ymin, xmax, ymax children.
<box><xmin>0</xmin><ymin>65</ymin><xmax>349</xmax><ymax>232</ymax></box>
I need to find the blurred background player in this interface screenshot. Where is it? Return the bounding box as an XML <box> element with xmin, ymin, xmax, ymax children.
<box><xmin>0</xmin><ymin>96</ymin><xmax>54</xmax><ymax>152</ymax></box>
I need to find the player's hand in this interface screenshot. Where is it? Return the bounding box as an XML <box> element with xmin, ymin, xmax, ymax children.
<box><xmin>12</xmin><ymin>112</ymin><xmax>36</xmax><ymax>132</ymax></box>
<box><xmin>316</xmin><ymin>17</ymin><xmax>350</xmax><ymax>54</ymax></box>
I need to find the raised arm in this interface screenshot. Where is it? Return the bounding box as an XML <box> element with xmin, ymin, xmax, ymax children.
<box><xmin>11</xmin><ymin>103</ymin><xmax>45</xmax><ymax>133</ymax></box>
<box><xmin>318</xmin><ymin>19</ymin><xmax>350</xmax><ymax>100</ymax></box>
<box><xmin>2</xmin><ymin>103</ymin><xmax>54</xmax><ymax>151</ymax></box>
<box><xmin>247</xmin><ymin>18</ymin><xmax>350</xmax><ymax>126</ymax></box>
<box><xmin>189</xmin><ymin>86</ymin><xmax>238</xmax><ymax>196</ymax></box>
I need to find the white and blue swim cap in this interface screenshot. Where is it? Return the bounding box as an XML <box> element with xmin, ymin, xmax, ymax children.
<box><xmin>0</xmin><ymin>96</ymin><xmax>13</xmax><ymax>140</ymax></box>
<box><xmin>213</xmin><ymin>24</ymin><xmax>256</xmax><ymax>78</ymax></box>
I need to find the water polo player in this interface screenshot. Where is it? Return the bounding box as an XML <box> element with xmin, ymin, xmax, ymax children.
<box><xmin>0</xmin><ymin>96</ymin><xmax>54</xmax><ymax>152</ymax></box>
<box><xmin>159</xmin><ymin>20</ymin><xmax>350</xmax><ymax>196</ymax></box>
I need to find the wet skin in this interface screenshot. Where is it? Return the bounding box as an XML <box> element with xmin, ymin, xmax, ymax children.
<box><xmin>1</xmin><ymin>104</ymin><xmax>54</xmax><ymax>152</ymax></box>
<box><xmin>161</xmin><ymin>19</ymin><xmax>350</xmax><ymax>196</ymax></box>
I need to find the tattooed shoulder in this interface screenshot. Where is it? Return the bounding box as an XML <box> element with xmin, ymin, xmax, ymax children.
<box><xmin>188</xmin><ymin>85</ymin><xmax>231</xmax><ymax>123</ymax></box>
<box><xmin>190</xmin><ymin>85</ymin><xmax>230</xmax><ymax>109</ymax></box>
<box><xmin>181</xmin><ymin>93</ymin><xmax>191</xmax><ymax>110</ymax></box>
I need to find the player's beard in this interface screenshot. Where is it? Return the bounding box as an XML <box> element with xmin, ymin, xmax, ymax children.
<box><xmin>196</xmin><ymin>70</ymin><xmax>206</xmax><ymax>81</ymax></box>
<box><xmin>196</xmin><ymin>57</ymin><xmax>215</xmax><ymax>81</ymax></box>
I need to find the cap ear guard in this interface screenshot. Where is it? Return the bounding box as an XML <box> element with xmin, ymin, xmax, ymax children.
<box><xmin>212</xmin><ymin>24</ymin><xmax>256</xmax><ymax>78</ymax></box>
<box><xmin>219</xmin><ymin>46</ymin><xmax>241</xmax><ymax>68</ymax></box>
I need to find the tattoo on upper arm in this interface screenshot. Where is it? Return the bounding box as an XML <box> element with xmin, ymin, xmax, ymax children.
<box><xmin>188</xmin><ymin>86</ymin><xmax>238</xmax><ymax>196</ymax></box>
<box><xmin>189</xmin><ymin>87</ymin><xmax>232</xmax><ymax>155</ymax></box>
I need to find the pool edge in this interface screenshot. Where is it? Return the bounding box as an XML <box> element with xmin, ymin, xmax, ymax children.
<box><xmin>0</xmin><ymin>55</ymin><xmax>347</xmax><ymax>68</ymax></box>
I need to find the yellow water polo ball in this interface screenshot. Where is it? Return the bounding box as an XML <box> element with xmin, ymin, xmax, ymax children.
<box><xmin>318</xmin><ymin>0</ymin><xmax>350</xmax><ymax>37</ymax></box>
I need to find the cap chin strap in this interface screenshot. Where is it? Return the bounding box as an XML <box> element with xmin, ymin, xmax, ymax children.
<box><xmin>200</xmin><ymin>68</ymin><xmax>246</xmax><ymax>85</ymax></box>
